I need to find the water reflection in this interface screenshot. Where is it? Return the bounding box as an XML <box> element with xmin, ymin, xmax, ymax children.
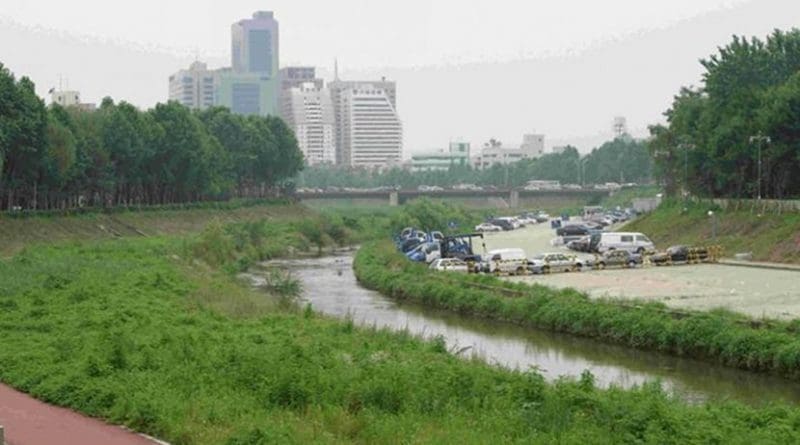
<box><xmin>251</xmin><ymin>253</ymin><xmax>800</xmax><ymax>406</ymax></box>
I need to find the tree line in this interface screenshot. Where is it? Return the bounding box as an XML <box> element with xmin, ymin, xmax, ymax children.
<box><xmin>649</xmin><ymin>28</ymin><xmax>800</xmax><ymax>199</ymax></box>
<box><xmin>298</xmin><ymin>138</ymin><xmax>652</xmax><ymax>189</ymax></box>
<box><xmin>0</xmin><ymin>63</ymin><xmax>303</xmax><ymax>211</ymax></box>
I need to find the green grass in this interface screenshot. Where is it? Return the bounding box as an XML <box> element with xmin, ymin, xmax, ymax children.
<box><xmin>625</xmin><ymin>200</ymin><xmax>800</xmax><ymax>263</ymax></box>
<box><xmin>2</xmin><ymin>205</ymin><xmax>800</xmax><ymax>443</ymax></box>
<box><xmin>354</xmin><ymin>241</ymin><xmax>800</xmax><ymax>379</ymax></box>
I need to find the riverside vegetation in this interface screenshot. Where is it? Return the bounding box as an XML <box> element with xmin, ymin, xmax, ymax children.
<box><xmin>1</xmin><ymin>202</ymin><xmax>800</xmax><ymax>443</ymax></box>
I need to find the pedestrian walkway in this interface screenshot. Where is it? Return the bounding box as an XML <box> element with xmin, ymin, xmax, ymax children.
<box><xmin>0</xmin><ymin>383</ymin><xmax>161</xmax><ymax>445</ymax></box>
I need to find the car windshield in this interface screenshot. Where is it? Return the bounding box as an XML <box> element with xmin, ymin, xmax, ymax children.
<box><xmin>531</xmin><ymin>254</ymin><xmax>545</xmax><ymax>260</ymax></box>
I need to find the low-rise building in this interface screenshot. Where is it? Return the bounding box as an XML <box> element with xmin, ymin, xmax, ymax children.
<box><xmin>411</xmin><ymin>142</ymin><xmax>470</xmax><ymax>172</ymax></box>
<box><xmin>472</xmin><ymin>133</ymin><xmax>545</xmax><ymax>170</ymax></box>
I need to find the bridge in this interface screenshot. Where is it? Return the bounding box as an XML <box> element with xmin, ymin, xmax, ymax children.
<box><xmin>295</xmin><ymin>188</ymin><xmax>612</xmax><ymax>207</ymax></box>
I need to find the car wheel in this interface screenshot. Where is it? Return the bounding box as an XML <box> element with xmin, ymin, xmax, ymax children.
<box><xmin>628</xmin><ymin>260</ymin><xmax>636</xmax><ymax>268</ymax></box>
<box><xmin>542</xmin><ymin>266</ymin><xmax>551</xmax><ymax>274</ymax></box>
<box><xmin>516</xmin><ymin>266</ymin><xmax>526</xmax><ymax>276</ymax></box>
<box><xmin>636</xmin><ymin>247</ymin><xmax>645</xmax><ymax>254</ymax></box>
<box><xmin>597</xmin><ymin>262</ymin><xmax>606</xmax><ymax>270</ymax></box>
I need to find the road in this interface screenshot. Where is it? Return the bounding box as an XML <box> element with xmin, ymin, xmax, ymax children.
<box><xmin>0</xmin><ymin>383</ymin><xmax>162</xmax><ymax>445</ymax></box>
<box><xmin>482</xmin><ymin>222</ymin><xmax>800</xmax><ymax>320</ymax></box>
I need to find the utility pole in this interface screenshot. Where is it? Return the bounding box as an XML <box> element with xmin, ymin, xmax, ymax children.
<box><xmin>749</xmin><ymin>134</ymin><xmax>771</xmax><ymax>201</ymax></box>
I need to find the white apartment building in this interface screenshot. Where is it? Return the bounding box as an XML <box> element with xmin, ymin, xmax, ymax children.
<box><xmin>168</xmin><ymin>61</ymin><xmax>216</xmax><ymax>110</ymax></box>
<box><xmin>472</xmin><ymin>133</ymin><xmax>545</xmax><ymax>170</ymax></box>
<box><xmin>281</xmin><ymin>82</ymin><xmax>336</xmax><ymax>165</ymax></box>
<box><xmin>330</xmin><ymin>79</ymin><xmax>402</xmax><ymax>168</ymax></box>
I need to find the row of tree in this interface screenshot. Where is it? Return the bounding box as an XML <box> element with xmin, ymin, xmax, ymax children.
<box><xmin>0</xmin><ymin>63</ymin><xmax>304</xmax><ymax>211</ymax></box>
<box><xmin>298</xmin><ymin>137</ymin><xmax>652</xmax><ymax>189</ymax></box>
<box><xmin>649</xmin><ymin>29</ymin><xmax>800</xmax><ymax>199</ymax></box>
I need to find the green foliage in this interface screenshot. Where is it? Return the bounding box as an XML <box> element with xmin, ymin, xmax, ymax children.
<box><xmin>2</xmin><ymin>236</ymin><xmax>800</xmax><ymax>443</ymax></box>
<box><xmin>388</xmin><ymin>198</ymin><xmax>479</xmax><ymax>234</ymax></box>
<box><xmin>354</xmin><ymin>241</ymin><xmax>800</xmax><ymax>377</ymax></box>
<box><xmin>651</xmin><ymin>28</ymin><xmax>800</xmax><ymax>198</ymax></box>
<box><xmin>0</xmin><ymin>64</ymin><xmax>304</xmax><ymax>211</ymax></box>
<box><xmin>1</xmin><ymin>207</ymin><xmax>800</xmax><ymax>442</ymax></box>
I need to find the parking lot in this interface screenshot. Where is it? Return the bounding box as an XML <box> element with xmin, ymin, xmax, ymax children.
<box><xmin>484</xmin><ymin>223</ymin><xmax>800</xmax><ymax>320</ymax></box>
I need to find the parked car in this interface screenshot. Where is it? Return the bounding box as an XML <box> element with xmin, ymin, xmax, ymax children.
<box><xmin>429</xmin><ymin>258</ymin><xmax>470</xmax><ymax>273</ymax></box>
<box><xmin>481</xmin><ymin>248</ymin><xmax>528</xmax><ymax>274</ymax></box>
<box><xmin>566</xmin><ymin>236</ymin><xmax>592</xmax><ymax>252</ymax></box>
<box><xmin>489</xmin><ymin>218</ymin><xmax>515</xmax><ymax>231</ymax></box>
<box><xmin>589</xmin><ymin>250</ymin><xmax>642</xmax><ymax>269</ymax></box>
<box><xmin>651</xmin><ymin>245</ymin><xmax>709</xmax><ymax>265</ymax></box>
<box><xmin>593</xmin><ymin>232</ymin><xmax>655</xmax><ymax>254</ymax></box>
<box><xmin>475</xmin><ymin>222</ymin><xmax>503</xmax><ymax>232</ymax></box>
<box><xmin>527</xmin><ymin>253</ymin><xmax>583</xmax><ymax>274</ymax></box>
<box><xmin>556</xmin><ymin>224</ymin><xmax>591</xmax><ymax>237</ymax></box>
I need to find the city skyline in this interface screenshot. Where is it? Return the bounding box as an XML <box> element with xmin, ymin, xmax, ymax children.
<box><xmin>2</xmin><ymin>0</ymin><xmax>799</xmax><ymax>154</ymax></box>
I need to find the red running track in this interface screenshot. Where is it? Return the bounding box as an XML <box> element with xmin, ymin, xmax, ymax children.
<box><xmin>0</xmin><ymin>383</ymin><xmax>160</xmax><ymax>445</ymax></box>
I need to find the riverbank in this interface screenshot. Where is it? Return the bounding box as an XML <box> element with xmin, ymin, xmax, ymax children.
<box><xmin>2</xmin><ymin>205</ymin><xmax>800</xmax><ymax>443</ymax></box>
<box><xmin>624</xmin><ymin>200</ymin><xmax>800</xmax><ymax>264</ymax></box>
<box><xmin>354</xmin><ymin>241</ymin><xmax>800</xmax><ymax>379</ymax></box>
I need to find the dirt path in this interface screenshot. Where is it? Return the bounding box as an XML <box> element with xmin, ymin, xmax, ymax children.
<box><xmin>0</xmin><ymin>383</ymin><xmax>161</xmax><ymax>445</ymax></box>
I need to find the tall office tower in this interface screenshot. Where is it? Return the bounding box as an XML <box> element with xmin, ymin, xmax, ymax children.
<box><xmin>231</xmin><ymin>11</ymin><xmax>279</xmax><ymax>76</ymax></box>
<box><xmin>329</xmin><ymin>79</ymin><xmax>402</xmax><ymax>168</ymax></box>
<box><xmin>218</xmin><ymin>11</ymin><xmax>279</xmax><ymax>116</ymax></box>
<box><xmin>281</xmin><ymin>82</ymin><xmax>336</xmax><ymax>165</ymax></box>
<box><xmin>168</xmin><ymin>61</ymin><xmax>216</xmax><ymax>110</ymax></box>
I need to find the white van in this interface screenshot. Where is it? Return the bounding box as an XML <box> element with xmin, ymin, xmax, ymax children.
<box><xmin>593</xmin><ymin>232</ymin><xmax>654</xmax><ymax>254</ymax></box>
<box><xmin>484</xmin><ymin>248</ymin><xmax>528</xmax><ymax>274</ymax></box>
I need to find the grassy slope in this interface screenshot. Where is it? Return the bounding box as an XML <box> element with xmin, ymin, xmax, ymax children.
<box><xmin>625</xmin><ymin>201</ymin><xmax>800</xmax><ymax>263</ymax></box>
<box><xmin>0</xmin><ymin>201</ymin><xmax>313</xmax><ymax>257</ymax></box>
<box><xmin>1</xmin><ymin>204</ymin><xmax>800</xmax><ymax>443</ymax></box>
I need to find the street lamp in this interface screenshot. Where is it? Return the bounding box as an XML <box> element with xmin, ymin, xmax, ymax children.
<box><xmin>748</xmin><ymin>134</ymin><xmax>771</xmax><ymax>201</ymax></box>
<box><xmin>578</xmin><ymin>157</ymin><xmax>590</xmax><ymax>188</ymax></box>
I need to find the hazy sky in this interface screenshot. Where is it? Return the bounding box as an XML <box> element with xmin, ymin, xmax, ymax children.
<box><xmin>1</xmin><ymin>0</ymin><xmax>797</xmax><ymax>154</ymax></box>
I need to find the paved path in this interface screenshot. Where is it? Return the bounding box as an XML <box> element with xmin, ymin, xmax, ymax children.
<box><xmin>0</xmin><ymin>383</ymin><xmax>159</xmax><ymax>445</ymax></box>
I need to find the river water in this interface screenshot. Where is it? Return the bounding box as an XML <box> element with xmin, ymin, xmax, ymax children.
<box><xmin>253</xmin><ymin>253</ymin><xmax>800</xmax><ymax>406</ymax></box>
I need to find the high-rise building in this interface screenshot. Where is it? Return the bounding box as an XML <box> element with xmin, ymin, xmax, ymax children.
<box><xmin>232</xmin><ymin>11</ymin><xmax>279</xmax><ymax>77</ymax></box>
<box><xmin>329</xmin><ymin>78</ymin><xmax>402</xmax><ymax>167</ymax></box>
<box><xmin>281</xmin><ymin>82</ymin><xmax>335</xmax><ymax>165</ymax></box>
<box><xmin>168</xmin><ymin>61</ymin><xmax>216</xmax><ymax>110</ymax></box>
<box><xmin>215</xmin><ymin>68</ymin><xmax>279</xmax><ymax>116</ymax></box>
<box><xmin>279</xmin><ymin>67</ymin><xmax>323</xmax><ymax>93</ymax></box>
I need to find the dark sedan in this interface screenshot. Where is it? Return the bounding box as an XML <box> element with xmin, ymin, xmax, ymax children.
<box><xmin>556</xmin><ymin>224</ymin><xmax>591</xmax><ymax>237</ymax></box>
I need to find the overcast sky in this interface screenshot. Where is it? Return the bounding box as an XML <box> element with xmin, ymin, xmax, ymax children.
<box><xmin>1</xmin><ymin>0</ymin><xmax>798</xmax><ymax>154</ymax></box>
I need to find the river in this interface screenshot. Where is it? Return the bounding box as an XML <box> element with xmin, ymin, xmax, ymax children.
<box><xmin>252</xmin><ymin>252</ymin><xmax>800</xmax><ymax>406</ymax></box>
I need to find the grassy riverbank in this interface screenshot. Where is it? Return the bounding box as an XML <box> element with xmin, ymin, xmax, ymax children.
<box><xmin>354</xmin><ymin>241</ymin><xmax>800</xmax><ymax>379</ymax></box>
<box><xmin>625</xmin><ymin>200</ymin><xmax>800</xmax><ymax>264</ymax></box>
<box><xmin>2</xmin><ymin>204</ymin><xmax>800</xmax><ymax>443</ymax></box>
